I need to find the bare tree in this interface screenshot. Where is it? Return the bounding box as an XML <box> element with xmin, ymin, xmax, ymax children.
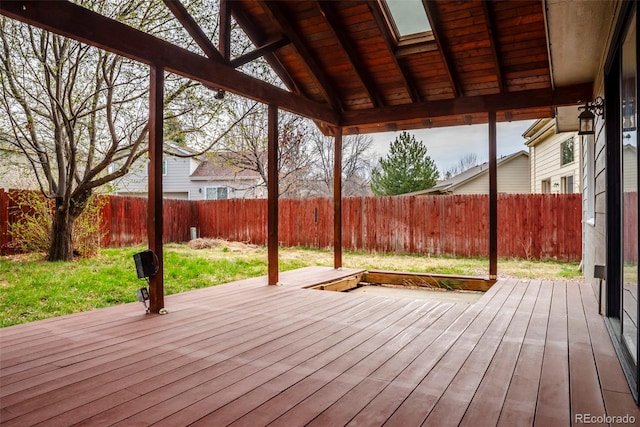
<box><xmin>308</xmin><ymin>131</ymin><xmax>375</xmax><ymax>197</ymax></box>
<box><xmin>220</xmin><ymin>98</ymin><xmax>315</xmax><ymax>198</ymax></box>
<box><xmin>220</xmin><ymin>100</ymin><xmax>376</xmax><ymax>198</ymax></box>
<box><xmin>442</xmin><ymin>152</ymin><xmax>480</xmax><ymax>179</ymax></box>
<box><xmin>0</xmin><ymin>1</ymin><xmax>226</xmax><ymax>260</ymax></box>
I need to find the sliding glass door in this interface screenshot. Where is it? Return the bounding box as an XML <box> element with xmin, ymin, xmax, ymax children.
<box><xmin>606</xmin><ymin>2</ymin><xmax>638</xmax><ymax>403</ymax></box>
<box><xmin>621</xmin><ymin>11</ymin><xmax>638</xmax><ymax>368</ymax></box>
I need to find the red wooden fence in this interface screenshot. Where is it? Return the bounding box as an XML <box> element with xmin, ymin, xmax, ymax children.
<box><xmin>0</xmin><ymin>188</ymin><xmax>585</xmax><ymax>261</ymax></box>
<box><xmin>0</xmin><ymin>189</ymin><xmax>8</xmax><ymax>255</ymax></box>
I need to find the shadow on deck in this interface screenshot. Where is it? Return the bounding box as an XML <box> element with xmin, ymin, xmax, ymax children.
<box><xmin>1</xmin><ymin>266</ymin><xmax>638</xmax><ymax>426</ymax></box>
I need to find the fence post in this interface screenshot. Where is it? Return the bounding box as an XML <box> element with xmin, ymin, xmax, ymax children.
<box><xmin>0</xmin><ymin>189</ymin><xmax>7</xmax><ymax>255</ymax></box>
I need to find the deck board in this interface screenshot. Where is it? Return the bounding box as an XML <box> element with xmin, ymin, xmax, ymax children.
<box><xmin>534</xmin><ymin>281</ymin><xmax>571</xmax><ymax>426</ymax></box>
<box><xmin>458</xmin><ymin>279</ymin><xmax>541</xmax><ymax>427</ymax></box>
<box><xmin>117</xmin><ymin>298</ymin><xmax>412</xmax><ymax>426</ymax></box>
<box><xmin>2</xmin><ymin>287</ymin><xmax>340</xmax><ymax>401</ymax></box>
<box><xmin>496</xmin><ymin>279</ymin><xmax>553</xmax><ymax>426</ymax></box>
<box><xmin>566</xmin><ymin>281</ymin><xmax>607</xmax><ymax>426</ymax></box>
<box><xmin>423</xmin><ymin>279</ymin><xmax>537</xmax><ymax>426</ymax></box>
<box><xmin>1</xmin><ymin>266</ymin><xmax>638</xmax><ymax>426</ymax></box>
<box><xmin>379</xmin><ymin>279</ymin><xmax>519</xmax><ymax>426</ymax></box>
<box><xmin>3</xmin><ymin>291</ymin><xmax>361</xmax><ymax>422</ymax></box>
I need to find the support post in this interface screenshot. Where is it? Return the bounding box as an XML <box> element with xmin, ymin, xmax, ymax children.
<box><xmin>333</xmin><ymin>127</ymin><xmax>343</xmax><ymax>269</ymax></box>
<box><xmin>148</xmin><ymin>65</ymin><xmax>164</xmax><ymax>312</ymax></box>
<box><xmin>268</xmin><ymin>104</ymin><xmax>279</xmax><ymax>285</ymax></box>
<box><xmin>488</xmin><ymin>110</ymin><xmax>498</xmax><ymax>279</ymax></box>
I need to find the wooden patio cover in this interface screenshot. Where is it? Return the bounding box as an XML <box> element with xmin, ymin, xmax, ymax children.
<box><xmin>0</xmin><ymin>1</ymin><xmax>593</xmax><ymax>313</ymax></box>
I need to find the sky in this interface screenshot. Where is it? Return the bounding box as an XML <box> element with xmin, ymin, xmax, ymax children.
<box><xmin>370</xmin><ymin>119</ymin><xmax>537</xmax><ymax>174</ymax></box>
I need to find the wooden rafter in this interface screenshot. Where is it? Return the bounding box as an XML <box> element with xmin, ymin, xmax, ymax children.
<box><xmin>316</xmin><ymin>1</ymin><xmax>383</xmax><ymax>108</ymax></box>
<box><xmin>340</xmin><ymin>83</ymin><xmax>593</xmax><ymax>127</ymax></box>
<box><xmin>0</xmin><ymin>1</ymin><xmax>338</xmax><ymax>125</ymax></box>
<box><xmin>481</xmin><ymin>0</ymin><xmax>505</xmax><ymax>94</ymax></box>
<box><xmin>230</xmin><ymin>37</ymin><xmax>290</xmax><ymax>69</ymax></box>
<box><xmin>219</xmin><ymin>0</ymin><xmax>231</xmax><ymax>60</ymax></box>
<box><xmin>368</xmin><ymin>2</ymin><xmax>421</xmax><ymax>103</ymax></box>
<box><xmin>258</xmin><ymin>0</ymin><xmax>342</xmax><ymax>111</ymax></box>
<box><xmin>229</xmin><ymin>3</ymin><xmax>300</xmax><ymax>93</ymax></box>
<box><xmin>162</xmin><ymin>0</ymin><xmax>225</xmax><ymax>63</ymax></box>
<box><xmin>422</xmin><ymin>0</ymin><xmax>463</xmax><ymax>98</ymax></box>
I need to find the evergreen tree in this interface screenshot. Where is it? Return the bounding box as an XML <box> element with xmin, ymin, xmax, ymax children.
<box><xmin>370</xmin><ymin>131</ymin><xmax>439</xmax><ymax>195</ymax></box>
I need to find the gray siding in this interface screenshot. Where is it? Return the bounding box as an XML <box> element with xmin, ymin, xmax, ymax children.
<box><xmin>582</xmin><ymin>111</ymin><xmax>607</xmax><ymax>288</ymax></box>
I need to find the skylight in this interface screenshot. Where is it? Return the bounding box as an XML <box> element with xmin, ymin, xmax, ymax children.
<box><xmin>383</xmin><ymin>0</ymin><xmax>432</xmax><ymax>38</ymax></box>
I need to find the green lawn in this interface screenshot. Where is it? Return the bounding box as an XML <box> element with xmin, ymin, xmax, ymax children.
<box><xmin>0</xmin><ymin>242</ymin><xmax>582</xmax><ymax>327</ymax></box>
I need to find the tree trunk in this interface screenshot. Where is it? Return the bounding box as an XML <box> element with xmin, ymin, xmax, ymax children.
<box><xmin>47</xmin><ymin>191</ymin><xmax>89</xmax><ymax>261</ymax></box>
<box><xmin>48</xmin><ymin>198</ymin><xmax>74</xmax><ymax>261</ymax></box>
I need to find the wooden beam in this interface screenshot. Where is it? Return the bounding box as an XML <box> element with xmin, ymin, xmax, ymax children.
<box><xmin>316</xmin><ymin>1</ymin><xmax>383</xmax><ymax>108</ymax></box>
<box><xmin>258</xmin><ymin>0</ymin><xmax>343</xmax><ymax>111</ymax></box>
<box><xmin>148</xmin><ymin>66</ymin><xmax>165</xmax><ymax>313</ymax></box>
<box><xmin>340</xmin><ymin>83</ymin><xmax>593</xmax><ymax>126</ymax></box>
<box><xmin>333</xmin><ymin>127</ymin><xmax>343</xmax><ymax>269</ymax></box>
<box><xmin>488</xmin><ymin>110</ymin><xmax>497</xmax><ymax>279</ymax></box>
<box><xmin>229</xmin><ymin>4</ymin><xmax>300</xmax><ymax>94</ymax></box>
<box><xmin>219</xmin><ymin>0</ymin><xmax>231</xmax><ymax>61</ymax></box>
<box><xmin>362</xmin><ymin>271</ymin><xmax>495</xmax><ymax>292</ymax></box>
<box><xmin>422</xmin><ymin>0</ymin><xmax>463</xmax><ymax>98</ymax></box>
<box><xmin>308</xmin><ymin>274</ymin><xmax>364</xmax><ymax>292</ymax></box>
<box><xmin>215</xmin><ymin>0</ymin><xmax>231</xmax><ymax>98</ymax></box>
<box><xmin>368</xmin><ymin>2</ymin><xmax>422</xmax><ymax>102</ymax></box>
<box><xmin>230</xmin><ymin>37</ymin><xmax>290</xmax><ymax>69</ymax></box>
<box><xmin>0</xmin><ymin>1</ymin><xmax>338</xmax><ymax>126</ymax></box>
<box><xmin>268</xmin><ymin>104</ymin><xmax>279</xmax><ymax>285</ymax></box>
<box><xmin>162</xmin><ymin>0</ymin><xmax>224</xmax><ymax>62</ymax></box>
<box><xmin>481</xmin><ymin>0</ymin><xmax>505</xmax><ymax>94</ymax></box>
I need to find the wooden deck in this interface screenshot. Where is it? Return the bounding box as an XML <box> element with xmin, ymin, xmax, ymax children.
<box><xmin>1</xmin><ymin>266</ymin><xmax>638</xmax><ymax>426</ymax></box>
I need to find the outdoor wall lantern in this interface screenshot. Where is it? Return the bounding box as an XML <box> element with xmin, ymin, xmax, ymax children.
<box><xmin>578</xmin><ymin>96</ymin><xmax>605</xmax><ymax>136</ymax></box>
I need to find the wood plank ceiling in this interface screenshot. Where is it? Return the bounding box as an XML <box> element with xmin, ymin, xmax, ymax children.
<box><xmin>0</xmin><ymin>0</ymin><xmax>593</xmax><ymax>135</ymax></box>
<box><xmin>228</xmin><ymin>0</ymin><xmax>591</xmax><ymax>134</ymax></box>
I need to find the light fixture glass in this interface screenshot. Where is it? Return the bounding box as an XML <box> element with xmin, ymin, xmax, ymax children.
<box><xmin>578</xmin><ymin>97</ymin><xmax>605</xmax><ymax>136</ymax></box>
<box><xmin>578</xmin><ymin>108</ymin><xmax>596</xmax><ymax>135</ymax></box>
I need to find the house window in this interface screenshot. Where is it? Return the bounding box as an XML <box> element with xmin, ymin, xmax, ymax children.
<box><xmin>561</xmin><ymin>175</ymin><xmax>574</xmax><ymax>194</ymax></box>
<box><xmin>162</xmin><ymin>159</ymin><xmax>168</xmax><ymax>176</ymax></box>
<box><xmin>560</xmin><ymin>137</ymin><xmax>574</xmax><ymax>166</ymax></box>
<box><xmin>541</xmin><ymin>179</ymin><xmax>551</xmax><ymax>193</ymax></box>
<box><xmin>205</xmin><ymin>187</ymin><xmax>228</xmax><ymax>200</ymax></box>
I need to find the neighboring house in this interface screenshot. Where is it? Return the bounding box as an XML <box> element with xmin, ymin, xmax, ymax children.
<box><xmin>111</xmin><ymin>146</ymin><xmax>265</xmax><ymax>200</ymax></box>
<box><xmin>189</xmin><ymin>156</ymin><xmax>266</xmax><ymax>200</ymax></box>
<box><xmin>407</xmin><ymin>150</ymin><xmax>530</xmax><ymax>195</ymax></box>
<box><xmin>523</xmin><ymin>118</ymin><xmax>580</xmax><ymax>194</ymax></box>
<box><xmin>0</xmin><ymin>144</ymin><xmax>38</xmax><ymax>190</ymax></box>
